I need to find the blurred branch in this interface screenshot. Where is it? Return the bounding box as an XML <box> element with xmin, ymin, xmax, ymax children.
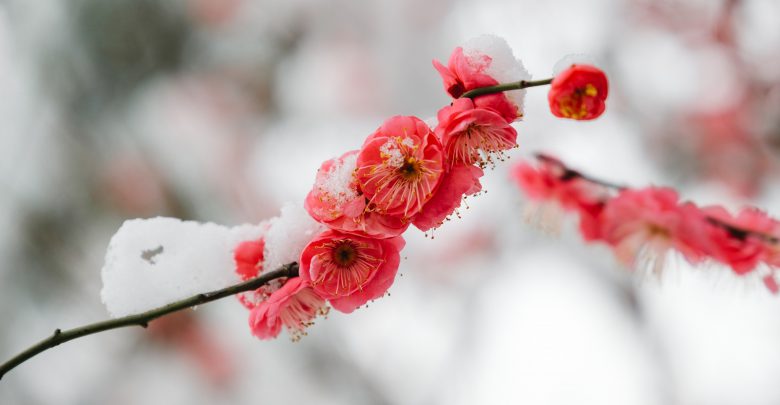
<box><xmin>0</xmin><ymin>263</ymin><xmax>299</xmax><ymax>381</ymax></box>
<box><xmin>461</xmin><ymin>78</ymin><xmax>553</xmax><ymax>99</ymax></box>
<box><xmin>534</xmin><ymin>153</ymin><xmax>780</xmax><ymax>244</ymax></box>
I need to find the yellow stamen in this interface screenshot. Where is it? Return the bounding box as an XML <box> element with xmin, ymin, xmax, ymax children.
<box><xmin>584</xmin><ymin>83</ymin><xmax>598</xmax><ymax>97</ymax></box>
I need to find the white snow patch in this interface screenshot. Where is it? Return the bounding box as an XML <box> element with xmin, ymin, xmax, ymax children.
<box><xmin>263</xmin><ymin>203</ymin><xmax>327</xmax><ymax>272</ymax></box>
<box><xmin>462</xmin><ymin>34</ymin><xmax>532</xmax><ymax>115</ymax></box>
<box><xmin>553</xmin><ymin>53</ymin><xmax>602</xmax><ymax>76</ymax></box>
<box><xmin>320</xmin><ymin>153</ymin><xmax>358</xmax><ymax>204</ymax></box>
<box><xmin>101</xmin><ymin>218</ymin><xmax>268</xmax><ymax>318</ymax></box>
<box><xmin>379</xmin><ymin>138</ymin><xmax>406</xmax><ymax>168</ymax></box>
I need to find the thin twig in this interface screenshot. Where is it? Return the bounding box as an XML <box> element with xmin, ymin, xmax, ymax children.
<box><xmin>0</xmin><ymin>263</ymin><xmax>299</xmax><ymax>380</ymax></box>
<box><xmin>460</xmin><ymin>78</ymin><xmax>553</xmax><ymax>99</ymax></box>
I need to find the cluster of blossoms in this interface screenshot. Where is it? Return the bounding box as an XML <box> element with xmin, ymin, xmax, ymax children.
<box><xmin>513</xmin><ymin>154</ymin><xmax>780</xmax><ymax>292</ymax></box>
<box><xmin>230</xmin><ymin>35</ymin><xmax>610</xmax><ymax>340</ymax></box>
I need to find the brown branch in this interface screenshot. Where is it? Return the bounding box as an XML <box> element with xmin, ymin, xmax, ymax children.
<box><xmin>0</xmin><ymin>262</ymin><xmax>299</xmax><ymax>380</ymax></box>
<box><xmin>460</xmin><ymin>78</ymin><xmax>553</xmax><ymax>99</ymax></box>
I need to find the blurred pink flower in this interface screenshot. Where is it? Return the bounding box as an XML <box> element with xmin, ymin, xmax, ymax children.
<box><xmin>708</xmin><ymin>207</ymin><xmax>780</xmax><ymax>269</ymax></box>
<box><xmin>686</xmin><ymin>105</ymin><xmax>771</xmax><ymax>197</ymax></box>
<box><xmin>699</xmin><ymin>207</ymin><xmax>769</xmax><ymax>275</ymax></box>
<box><xmin>147</xmin><ymin>311</ymin><xmax>235</xmax><ymax>386</ymax></box>
<box><xmin>511</xmin><ymin>156</ymin><xmax>608</xmax><ymax>240</ymax></box>
<box><xmin>599</xmin><ymin>187</ymin><xmax>707</xmax><ymax>267</ymax></box>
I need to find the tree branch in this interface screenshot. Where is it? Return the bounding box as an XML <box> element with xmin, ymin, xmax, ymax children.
<box><xmin>534</xmin><ymin>154</ymin><xmax>780</xmax><ymax>244</ymax></box>
<box><xmin>460</xmin><ymin>78</ymin><xmax>553</xmax><ymax>99</ymax></box>
<box><xmin>0</xmin><ymin>262</ymin><xmax>299</xmax><ymax>381</ymax></box>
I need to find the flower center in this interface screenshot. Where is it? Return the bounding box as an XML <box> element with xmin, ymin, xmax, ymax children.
<box><xmin>398</xmin><ymin>157</ymin><xmax>423</xmax><ymax>181</ymax></box>
<box><xmin>559</xmin><ymin>84</ymin><xmax>599</xmax><ymax>119</ymax></box>
<box><xmin>575</xmin><ymin>84</ymin><xmax>598</xmax><ymax>97</ymax></box>
<box><xmin>646</xmin><ymin>223</ymin><xmax>671</xmax><ymax>238</ymax></box>
<box><xmin>332</xmin><ymin>241</ymin><xmax>357</xmax><ymax>267</ymax></box>
<box><xmin>360</xmin><ymin>136</ymin><xmax>441</xmax><ymax>218</ymax></box>
<box><xmin>313</xmin><ymin>239</ymin><xmax>382</xmax><ymax>296</ymax></box>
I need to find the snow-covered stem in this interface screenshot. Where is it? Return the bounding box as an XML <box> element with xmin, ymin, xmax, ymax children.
<box><xmin>460</xmin><ymin>78</ymin><xmax>552</xmax><ymax>99</ymax></box>
<box><xmin>0</xmin><ymin>262</ymin><xmax>299</xmax><ymax>381</ymax></box>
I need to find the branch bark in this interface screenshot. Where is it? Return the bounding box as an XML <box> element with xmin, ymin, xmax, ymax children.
<box><xmin>0</xmin><ymin>262</ymin><xmax>299</xmax><ymax>380</ymax></box>
<box><xmin>460</xmin><ymin>78</ymin><xmax>553</xmax><ymax>99</ymax></box>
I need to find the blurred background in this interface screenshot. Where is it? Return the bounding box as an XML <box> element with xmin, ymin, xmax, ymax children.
<box><xmin>2</xmin><ymin>0</ymin><xmax>780</xmax><ymax>403</ymax></box>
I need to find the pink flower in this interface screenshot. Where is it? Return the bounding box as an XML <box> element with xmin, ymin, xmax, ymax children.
<box><xmin>434</xmin><ymin>47</ymin><xmax>497</xmax><ymax>98</ymax></box>
<box><xmin>356</xmin><ymin>116</ymin><xmax>444</xmax><ymax>221</ymax></box>
<box><xmin>435</xmin><ymin>98</ymin><xmax>518</xmax><ymax>168</ymax></box>
<box><xmin>723</xmin><ymin>208</ymin><xmax>780</xmax><ymax>294</ymax></box>
<box><xmin>234</xmin><ymin>239</ymin><xmax>265</xmax><ymax>281</ymax></box>
<box><xmin>702</xmin><ymin>208</ymin><xmax>780</xmax><ymax>289</ymax></box>
<box><xmin>433</xmin><ymin>47</ymin><xmax>521</xmax><ymax>123</ymax></box>
<box><xmin>685</xmin><ymin>106</ymin><xmax>769</xmax><ymax>197</ymax></box>
<box><xmin>739</xmin><ymin>210</ymin><xmax>780</xmax><ymax>268</ymax></box>
<box><xmin>432</xmin><ymin>36</ymin><xmax>530</xmax><ymax>123</ymax></box>
<box><xmin>548</xmin><ymin>64</ymin><xmax>609</xmax><ymax>120</ymax></box>
<box><xmin>599</xmin><ymin>187</ymin><xmax>707</xmax><ymax>267</ymax></box>
<box><xmin>299</xmin><ymin>230</ymin><xmax>405</xmax><ymax>313</ymax></box>
<box><xmin>511</xmin><ymin>156</ymin><xmax>609</xmax><ymax>240</ymax></box>
<box><xmin>248</xmin><ymin>277</ymin><xmax>328</xmax><ymax>341</ymax></box>
<box><xmin>305</xmin><ymin>150</ymin><xmax>408</xmax><ymax>238</ymax></box>
<box><xmin>699</xmin><ymin>206</ymin><xmax>768</xmax><ymax>275</ymax></box>
<box><xmin>413</xmin><ymin>164</ymin><xmax>484</xmax><ymax>232</ymax></box>
<box><xmin>233</xmin><ymin>237</ymin><xmax>286</xmax><ymax>310</ymax></box>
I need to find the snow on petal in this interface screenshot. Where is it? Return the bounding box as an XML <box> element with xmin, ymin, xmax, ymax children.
<box><xmin>462</xmin><ymin>34</ymin><xmax>532</xmax><ymax>114</ymax></box>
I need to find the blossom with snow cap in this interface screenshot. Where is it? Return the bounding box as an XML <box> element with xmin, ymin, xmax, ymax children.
<box><xmin>305</xmin><ymin>150</ymin><xmax>409</xmax><ymax>238</ymax></box>
<box><xmin>299</xmin><ymin>229</ymin><xmax>405</xmax><ymax>313</ymax></box>
<box><xmin>356</xmin><ymin>116</ymin><xmax>444</xmax><ymax>221</ymax></box>
<box><xmin>435</xmin><ymin>98</ymin><xmax>518</xmax><ymax>169</ymax></box>
<box><xmin>433</xmin><ymin>35</ymin><xmax>531</xmax><ymax>122</ymax></box>
<box><xmin>248</xmin><ymin>277</ymin><xmax>328</xmax><ymax>341</ymax></box>
<box><xmin>548</xmin><ymin>62</ymin><xmax>608</xmax><ymax>120</ymax></box>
